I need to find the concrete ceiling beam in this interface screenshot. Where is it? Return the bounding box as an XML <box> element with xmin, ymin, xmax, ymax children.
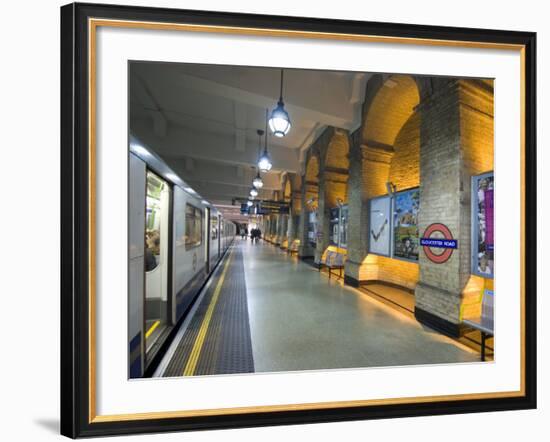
<box><xmin>133</xmin><ymin>65</ymin><xmax>354</xmax><ymax>130</ymax></box>
<box><xmin>130</xmin><ymin>74</ymin><xmax>168</xmax><ymax>137</ymax></box>
<box><xmin>132</xmin><ymin>122</ymin><xmax>301</xmax><ymax>173</ymax></box>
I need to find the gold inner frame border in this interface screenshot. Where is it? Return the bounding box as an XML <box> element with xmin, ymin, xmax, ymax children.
<box><xmin>87</xmin><ymin>17</ymin><xmax>527</xmax><ymax>424</ymax></box>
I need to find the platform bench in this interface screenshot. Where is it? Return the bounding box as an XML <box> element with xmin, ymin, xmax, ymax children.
<box><xmin>319</xmin><ymin>251</ymin><xmax>346</xmax><ymax>280</ymax></box>
<box><xmin>288</xmin><ymin>242</ymin><xmax>299</xmax><ymax>256</ymax></box>
<box><xmin>462</xmin><ymin>290</ymin><xmax>494</xmax><ymax>361</ymax></box>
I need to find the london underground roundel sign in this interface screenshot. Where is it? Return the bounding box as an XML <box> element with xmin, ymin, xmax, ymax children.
<box><xmin>420</xmin><ymin>223</ymin><xmax>458</xmax><ymax>264</ymax></box>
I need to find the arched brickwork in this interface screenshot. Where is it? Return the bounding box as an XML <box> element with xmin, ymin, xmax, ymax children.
<box><xmin>323</xmin><ymin>129</ymin><xmax>350</xmax><ymax>208</ymax></box>
<box><xmin>295</xmin><ymin>149</ymin><xmax>321</xmax><ymax>258</ymax></box>
<box><xmin>304</xmin><ymin>152</ymin><xmax>320</xmax><ymax>209</ymax></box>
<box><xmin>349</xmin><ymin>74</ymin><xmax>421</xmax><ymax>290</ymax></box>
<box><xmin>283</xmin><ymin>177</ymin><xmax>292</xmax><ymax>201</ymax></box>
<box><xmin>363</xmin><ymin>75</ymin><xmax>420</xmax><ymax>149</ymax></box>
<box><xmin>290</xmin><ymin>173</ymin><xmax>302</xmax><ymax>215</ymax></box>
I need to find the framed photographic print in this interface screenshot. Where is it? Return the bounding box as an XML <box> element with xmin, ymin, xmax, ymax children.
<box><xmin>339</xmin><ymin>204</ymin><xmax>349</xmax><ymax>249</ymax></box>
<box><xmin>60</xmin><ymin>2</ymin><xmax>536</xmax><ymax>438</ymax></box>
<box><xmin>392</xmin><ymin>188</ymin><xmax>420</xmax><ymax>262</ymax></box>
<box><xmin>472</xmin><ymin>172</ymin><xmax>495</xmax><ymax>278</ymax></box>
<box><xmin>307</xmin><ymin>210</ymin><xmax>318</xmax><ymax>247</ymax></box>
<box><xmin>329</xmin><ymin>207</ymin><xmax>340</xmax><ymax>246</ymax></box>
<box><xmin>368</xmin><ymin>196</ymin><xmax>392</xmax><ymax>257</ymax></box>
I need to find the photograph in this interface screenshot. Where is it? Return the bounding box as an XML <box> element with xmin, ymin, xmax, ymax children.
<box><xmin>368</xmin><ymin>196</ymin><xmax>391</xmax><ymax>256</ymax></box>
<box><xmin>393</xmin><ymin>188</ymin><xmax>420</xmax><ymax>261</ymax></box>
<box><xmin>128</xmin><ymin>61</ymin><xmax>495</xmax><ymax>379</ymax></box>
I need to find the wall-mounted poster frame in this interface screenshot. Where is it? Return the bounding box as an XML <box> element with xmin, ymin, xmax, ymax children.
<box><xmin>329</xmin><ymin>207</ymin><xmax>340</xmax><ymax>246</ymax></box>
<box><xmin>307</xmin><ymin>210</ymin><xmax>317</xmax><ymax>247</ymax></box>
<box><xmin>392</xmin><ymin>187</ymin><xmax>420</xmax><ymax>262</ymax></box>
<box><xmin>368</xmin><ymin>195</ymin><xmax>392</xmax><ymax>257</ymax></box>
<box><xmin>472</xmin><ymin>171</ymin><xmax>495</xmax><ymax>278</ymax></box>
<box><xmin>339</xmin><ymin>204</ymin><xmax>349</xmax><ymax>249</ymax></box>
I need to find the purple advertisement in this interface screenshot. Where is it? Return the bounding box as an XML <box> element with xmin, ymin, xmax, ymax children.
<box><xmin>484</xmin><ymin>189</ymin><xmax>494</xmax><ymax>250</ymax></box>
<box><xmin>474</xmin><ymin>174</ymin><xmax>494</xmax><ymax>278</ymax></box>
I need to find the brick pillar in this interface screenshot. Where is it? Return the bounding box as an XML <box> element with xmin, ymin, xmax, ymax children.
<box><xmin>344</xmin><ymin>130</ymin><xmax>367</xmax><ymax>284</ymax></box>
<box><xmin>298</xmin><ymin>176</ymin><xmax>314</xmax><ymax>258</ymax></box>
<box><xmin>264</xmin><ymin>217</ymin><xmax>270</xmax><ymax>240</ymax></box>
<box><xmin>263</xmin><ymin>217</ymin><xmax>269</xmax><ymax>240</ymax></box>
<box><xmin>268</xmin><ymin>215</ymin><xmax>275</xmax><ymax>242</ymax></box>
<box><xmin>287</xmin><ymin>205</ymin><xmax>295</xmax><ymax>246</ymax></box>
<box><xmin>272</xmin><ymin>214</ymin><xmax>280</xmax><ymax>244</ymax></box>
<box><xmin>314</xmin><ymin>168</ymin><xmax>330</xmax><ymax>265</ymax></box>
<box><xmin>345</xmin><ymin>133</ymin><xmax>394</xmax><ymax>285</ymax></box>
<box><xmin>414</xmin><ymin>79</ymin><xmax>472</xmax><ymax>337</ymax></box>
<box><xmin>289</xmin><ymin>188</ymin><xmax>301</xmax><ymax>247</ymax></box>
<box><xmin>277</xmin><ymin>214</ymin><xmax>288</xmax><ymax>247</ymax></box>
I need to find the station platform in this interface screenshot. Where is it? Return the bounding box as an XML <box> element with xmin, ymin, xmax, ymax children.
<box><xmin>154</xmin><ymin>239</ymin><xmax>478</xmax><ymax>377</ymax></box>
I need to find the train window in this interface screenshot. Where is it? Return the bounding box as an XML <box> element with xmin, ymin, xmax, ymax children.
<box><xmin>211</xmin><ymin>216</ymin><xmax>218</xmax><ymax>240</ymax></box>
<box><xmin>145</xmin><ymin>172</ymin><xmax>165</xmax><ymax>272</ymax></box>
<box><xmin>185</xmin><ymin>204</ymin><xmax>203</xmax><ymax>249</ymax></box>
<box><xmin>144</xmin><ymin>171</ymin><xmax>171</xmax><ymax>361</ymax></box>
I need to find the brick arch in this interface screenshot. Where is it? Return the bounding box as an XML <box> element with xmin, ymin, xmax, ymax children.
<box><xmin>362</xmin><ymin>74</ymin><xmax>420</xmax><ymax>149</ymax></box>
<box><xmin>357</xmin><ymin>74</ymin><xmax>421</xmax><ymax>291</ymax></box>
<box><xmin>322</xmin><ymin>129</ymin><xmax>350</xmax><ymax>207</ymax></box>
<box><xmin>288</xmin><ymin>173</ymin><xmax>302</xmax><ymax>215</ymax></box>
<box><xmin>305</xmin><ymin>152</ymin><xmax>320</xmax><ymax>184</ymax></box>
<box><xmin>323</xmin><ymin>129</ymin><xmax>350</xmax><ymax>171</ymax></box>
<box><xmin>304</xmin><ymin>153</ymin><xmax>320</xmax><ymax>210</ymax></box>
<box><xmin>388</xmin><ymin>110</ymin><xmax>420</xmax><ymax>191</ymax></box>
<box><xmin>283</xmin><ymin>176</ymin><xmax>292</xmax><ymax>202</ymax></box>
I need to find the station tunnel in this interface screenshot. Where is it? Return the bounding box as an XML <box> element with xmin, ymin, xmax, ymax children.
<box><xmin>128</xmin><ymin>62</ymin><xmax>495</xmax><ymax>378</ymax></box>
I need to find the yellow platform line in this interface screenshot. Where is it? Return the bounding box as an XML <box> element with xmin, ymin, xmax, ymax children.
<box><xmin>183</xmin><ymin>250</ymin><xmax>233</xmax><ymax>376</ymax></box>
<box><xmin>145</xmin><ymin>320</ymin><xmax>160</xmax><ymax>339</ymax></box>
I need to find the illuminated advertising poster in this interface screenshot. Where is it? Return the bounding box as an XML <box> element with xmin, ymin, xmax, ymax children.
<box><xmin>329</xmin><ymin>207</ymin><xmax>340</xmax><ymax>246</ymax></box>
<box><xmin>307</xmin><ymin>210</ymin><xmax>317</xmax><ymax>247</ymax></box>
<box><xmin>339</xmin><ymin>205</ymin><xmax>349</xmax><ymax>249</ymax></box>
<box><xmin>472</xmin><ymin>173</ymin><xmax>494</xmax><ymax>278</ymax></box>
<box><xmin>393</xmin><ymin>189</ymin><xmax>420</xmax><ymax>261</ymax></box>
<box><xmin>368</xmin><ymin>196</ymin><xmax>391</xmax><ymax>256</ymax></box>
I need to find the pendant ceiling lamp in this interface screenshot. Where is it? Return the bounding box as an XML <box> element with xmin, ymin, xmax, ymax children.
<box><xmin>258</xmin><ymin>109</ymin><xmax>273</xmax><ymax>172</ymax></box>
<box><xmin>252</xmin><ymin>173</ymin><xmax>263</xmax><ymax>188</ymax></box>
<box><xmin>268</xmin><ymin>69</ymin><xmax>291</xmax><ymax>137</ymax></box>
<box><xmin>250</xmin><ymin>187</ymin><xmax>259</xmax><ymax>197</ymax></box>
<box><xmin>252</xmin><ymin>130</ymin><xmax>264</xmax><ymax>188</ymax></box>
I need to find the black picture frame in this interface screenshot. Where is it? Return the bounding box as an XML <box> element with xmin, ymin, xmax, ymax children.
<box><xmin>61</xmin><ymin>2</ymin><xmax>537</xmax><ymax>438</ymax></box>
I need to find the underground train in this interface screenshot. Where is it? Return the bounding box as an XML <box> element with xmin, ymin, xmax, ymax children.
<box><xmin>128</xmin><ymin>135</ymin><xmax>236</xmax><ymax>378</ymax></box>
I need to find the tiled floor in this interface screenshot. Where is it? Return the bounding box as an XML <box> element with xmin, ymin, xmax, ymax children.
<box><xmin>242</xmin><ymin>240</ymin><xmax>479</xmax><ymax>373</ymax></box>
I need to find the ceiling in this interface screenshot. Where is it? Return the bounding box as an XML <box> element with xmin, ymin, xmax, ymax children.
<box><xmin>129</xmin><ymin>61</ymin><xmax>368</xmax><ymax>222</ymax></box>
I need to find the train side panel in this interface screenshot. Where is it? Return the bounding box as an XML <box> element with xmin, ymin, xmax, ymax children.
<box><xmin>172</xmin><ymin>187</ymin><xmax>208</xmax><ymax>322</ymax></box>
<box><xmin>128</xmin><ymin>153</ymin><xmax>146</xmax><ymax>378</ymax></box>
<box><xmin>209</xmin><ymin>211</ymin><xmax>219</xmax><ymax>269</ymax></box>
<box><xmin>128</xmin><ymin>145</ymin><xmax>235</xmax><ymax>378</ymax></box>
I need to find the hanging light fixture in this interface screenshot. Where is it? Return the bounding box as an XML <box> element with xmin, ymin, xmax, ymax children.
<box><xmin>250</xmin><ymin>187</ymin><xmax>258</xmax><ymax>197</ymax></box>
<box><xmin>268</xmin><ymin>69</ymin><xmax>291</xmax><ymax>137</ymax></box>
<box><xmin>258</xmin><ymin>109</ymin><xmax>273</xmax><ymax>172</ymax></box>
<box><xmin>252</xmin><ymin>130</ymin><xmax>264</xmax><ymax>188</ymax></box>
<box><xmin>246</xmin><ymin>200</ymin><xmax>253</xmax><ymax>207</ymax></box>
<box><xmin>252</xmin><ymin>172</ymin><xmax>263</xmax><ymax>188</ymax></box>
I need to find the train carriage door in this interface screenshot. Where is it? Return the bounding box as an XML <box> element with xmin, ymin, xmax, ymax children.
<box><xmin>218</xmin><ymin>215</ymin><xmax>222</xmax><ymax>259</ymax></box>
<box><xmin>220</xmin><ymin>218</ymin><xmax>224</xmax><ymax>252</ymax></box>
<box><xmin>209</xmin><ymin>212</ymin><xmax>218</xmax><ymax>266</ymax></box>
<box><xmin>144</xmin><ymin>171</ymin><xmax>171</xmax><ymax>364</ymax></box>
<box><xmin>204</xmin><ymin>207</ymin><xmax>210</xmax><ymax>273</ymax></box>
